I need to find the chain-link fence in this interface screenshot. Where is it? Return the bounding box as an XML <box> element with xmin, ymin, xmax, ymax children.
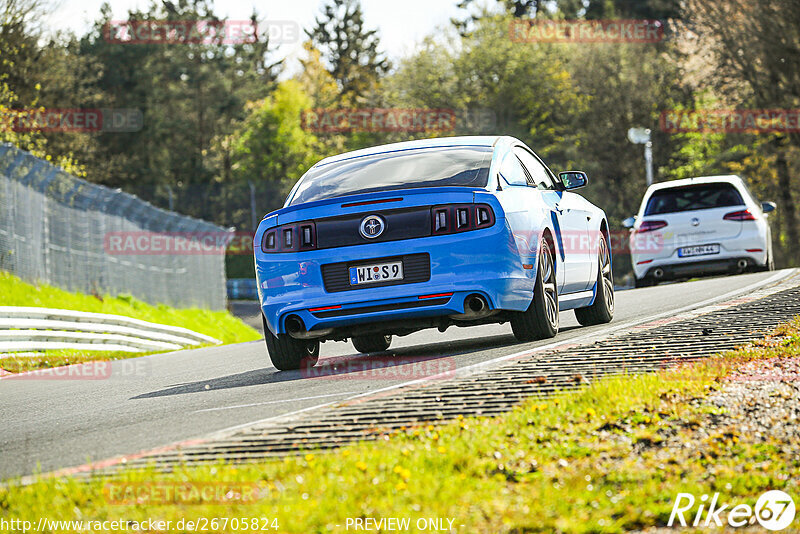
<box><xmin>0</xmin><ymin>144</ymin><xmax>229</xmax><ymax>309</ymax></box>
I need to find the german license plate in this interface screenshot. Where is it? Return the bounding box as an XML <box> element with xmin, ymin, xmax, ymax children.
<box><xmin>678</xmin><ymin>244</ymin><xmax>720</xmax><ymax>258</ymax></box>
<box><xmin>349</xmin><ymin>261</ymin><xmax>404</xmax><ymax>285</ymax></box>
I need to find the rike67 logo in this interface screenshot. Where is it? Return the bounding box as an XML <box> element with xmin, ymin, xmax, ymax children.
<box><xmin>669</xmin><ymin>490</ymin><xmax>796</xmax><ymax>530</ymax></box>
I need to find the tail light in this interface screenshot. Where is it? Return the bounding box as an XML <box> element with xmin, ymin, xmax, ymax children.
<box><xmin>262</xmin><ymin>220</ymin><xmax>316</xmax><ymax>253</ymax></box>
<box><xmin>723</xmin><ymin>209</ymin><xmax>756</xmax><ymax>221</ymax></box>
<box><xmin>431</xmin><ymin>203</ymin><xmax>495</xmax><ymax>235</ymax></box>
<box><xmin>636</xmin><ymin>220</ymin><xmax>668</xmax><ymax>233</ymax></box>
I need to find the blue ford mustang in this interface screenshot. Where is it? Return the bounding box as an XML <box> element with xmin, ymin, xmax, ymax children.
<box><xmin>254</xmin><ymin>136</ymin><xmax>614</xmax><ymax>370</ymax></box>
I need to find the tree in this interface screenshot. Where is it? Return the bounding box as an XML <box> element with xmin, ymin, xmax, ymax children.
<box><xmin>306</xmin><ymin>0</ymin><xmax>389</xmax><ymax>104</ymax></box>
<box><xmin>72</xmin><ymin>0</ymin><xmax>282</xmax><ymax>223</ymax></box>
<box><xmin>297</xmin><ymin>41</ymin><xmax>341</xmax><ymax>108</ymax></box>
<box><xmin>387</xmin><ymin>16</ymin><xmax>586</xmax><ymax>158</ymax></box>
<box><xmin>680</xmin><ymin>0</ymin><xmax>800</xmax><ymax>263</ymax></box>
<box><xmin>0</xmin><ymin>0</ymin><xmax>86</xmax><ymax>175</ymax></box>
<box><xmin>231</xmin><ymin>80</ymin><xmax>319</xmax><ymax>196</ymax></box>
<box><xmin>452</xmin><ymin>0</ymin><xmax>680</xmax><ymax>33</ymax></box>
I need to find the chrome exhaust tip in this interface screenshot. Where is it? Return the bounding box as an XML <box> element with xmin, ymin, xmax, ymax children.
<box><xmin>285</xmin><ymin>316</ymin><xmax>332</xmax><ymax>340</ymax></box>
<box><xmin>450</xmin><ymin>294</ymin><xmax>497</xmax><ymax>321</ymax></box>
<box><xmin>737</xmin><ymin>259</ymin><xmax>748</xmax><ymax>270</ymax></box>
<box><xmin>653</xmin><ymin>268</ymin><xmax>664</xmax><ymax>279</ymax></box>
<box><xmin>466</xmin><ymin>295</ymin><xmax>486</xmax><ymax>314</ymax></box>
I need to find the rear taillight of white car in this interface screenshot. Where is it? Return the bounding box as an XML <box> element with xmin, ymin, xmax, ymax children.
<box><xmin>431</xmin><ymin>203</ymin><xmax>495</xmax><ymax>235</ymax></box>
<box><xmin>262</xmin><ymin>221</ymin><xmax>317</xmax><ymax>253</ymax></box>
<box><xmin>723</xmin><ymin>209</ymin><xmax>756</xmax><ymax>221</ymax></box>
<box><xmin>635</xmin><ymin>220</ymin><xmax>668</xmax><ymax>233</ymax></box>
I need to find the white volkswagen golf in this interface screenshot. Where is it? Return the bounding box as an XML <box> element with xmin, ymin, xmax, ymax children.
<box><xmin>624</xmin><ymin>175</ymin><xmax>776</xmax><ymax>287</ymax></box>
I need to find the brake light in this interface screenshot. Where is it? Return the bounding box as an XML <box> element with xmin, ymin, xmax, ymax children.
<box><xmin>309</xmin><ymin>304</ymin><xmax>341</xmax><ymax>312</ymax></box>
<box><xmin>723</xmin><ymin>209</ymin><xmax>756</xmax><ymax>221</ymax></box>
<box><xmin>418</xmin><ymin>292</ymin><xmax>454</xmax><ymax>300</ymax></box>
<box><xmin>636</xmin><ymin>220</ymin><xmax>668</xmax><ymax>233</ymax></box>
<box><xmin>431</xmin><ymin>203</ymin><xmax>495</xmax><ymax>235</ymax></box>
<box><xmin>341</xmin><ymin>197</ymin><xmax>403</xmax><ymax>208</ymax></box>
<box><xmin>262</xmin><ymin>220</ymin><xmax>317</xmax><ymax>253</ymax></box>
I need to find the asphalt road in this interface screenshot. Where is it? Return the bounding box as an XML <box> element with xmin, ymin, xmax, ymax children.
<box><xmin>0</xmin><ymin>270</ymin><xmax>792</xmax><ymax>480</ymax></box>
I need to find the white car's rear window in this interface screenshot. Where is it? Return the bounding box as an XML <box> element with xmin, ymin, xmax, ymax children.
<box><xmin>645</xmin><ymin>183</ymin><xmax>744</xmax><ymax>215</ymax></box>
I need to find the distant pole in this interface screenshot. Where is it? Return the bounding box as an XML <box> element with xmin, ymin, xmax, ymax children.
<box><xmin>644</xmin><ymin>141</ymin><xmax>654</xmax><ymax>186</ymax></box>
<box><xmin>627</xmin><ymin>127</ymin><xmax>654</xmax><ymax>187</ymax></box>
<box><xmin>249</xmin><ymin>181</ymin><xmax>258</xmax><ymax>231</ymax></box>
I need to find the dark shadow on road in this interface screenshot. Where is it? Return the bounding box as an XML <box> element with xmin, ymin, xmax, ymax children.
<box><xmin>131</xmin><ymin>329</ymin><xmax>582</xmax><ymax>400</ymax></box>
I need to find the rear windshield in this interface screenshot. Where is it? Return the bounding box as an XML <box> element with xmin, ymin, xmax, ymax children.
<box><xmin>644</xmin><ymin>183</ymin><xmax>744</xmax><ymax>215</ymax></box>
<box><xmin>287</xmin><ymin>146</ymin><xmax>492</xmax><ymax>206</ymax></box>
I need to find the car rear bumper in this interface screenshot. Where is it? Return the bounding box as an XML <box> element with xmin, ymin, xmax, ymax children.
<box><xmin>631</xmin><ymin>232</ymin><xmax>769</xmax><ymax>280</ymax></box>
<box><xmin>637</xmin><ymin>256</ymin><xmax>763</xmax><ymax>281</ymax></box>
<box><xmin>255</xmin><ymin>221</ymin><xmax>536</xmax><ymax>336</ymax></box>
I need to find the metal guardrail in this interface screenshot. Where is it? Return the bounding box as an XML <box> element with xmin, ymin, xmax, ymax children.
<box><xmin>227</xmin><ymin>278</ymin><xmax>258</xmax><ymax>300</ymax></box>
<box><xmin>0</xmin><ymin>144</ymin><xmax>229</xmax><ymax>309</ymax></box>
<box><xmin>0</xmin><ymin>307</ymin><xmax>220</xmax><ymax>354</ymax></box>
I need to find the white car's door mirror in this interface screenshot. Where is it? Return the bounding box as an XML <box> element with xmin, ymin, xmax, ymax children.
<box><xmin>622</xmin><ymin>216</ymin><xmax>637</xmax><ymax>229</ymax></box>
<box><xmin>761</xmin><ymin>201</ymin><xmax>777</xmax><ymax>213</ymax></box>
<box><xmin>559</xmin><ymin>171</ymin><xmax>588</xmax><ymax>190</ymax></box>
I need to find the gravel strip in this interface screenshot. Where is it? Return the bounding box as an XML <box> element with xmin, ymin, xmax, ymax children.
<box><xmin>632</xmin><ymin>352</ymin><xmax>800</xmax><ymax>533</ymax></box>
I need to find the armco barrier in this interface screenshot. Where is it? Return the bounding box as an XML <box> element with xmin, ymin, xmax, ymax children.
<box><xmin>227</xmin><ymin>278</ymin><xmax>258</xmax><ymax>300</ymax></box>
<box><xmin>0</xmin><ymin>306</ymin><xmax>219</xmax><ymax>354</ymax></box>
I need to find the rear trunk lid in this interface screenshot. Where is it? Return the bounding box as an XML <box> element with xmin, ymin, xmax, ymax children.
<box><xmin>266</xmin><ymin>187</ymin><xmax>489</xmax><ymax>251</ymax></box>
<box><xmin>649</xmin><ymin>208</ymin><xmax>742</xmax><ymax>259</ymax></box>
<box><xmin>274</xmin><ymin>187</ymin><xmax>484</xmax><ymax>224</ymax></box>
<box><xmin>637</xmin><ymin>181</ymin><xmax>746</xmax><ymax>260</ymax></box>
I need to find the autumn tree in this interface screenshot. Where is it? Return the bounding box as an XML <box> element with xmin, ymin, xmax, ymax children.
<box><xmin>306</xmin><ymin>0</ymin><xmax>389</xmax><ymax>104</ymax></box>
<box><xmin>680</xmin><ymin>0</ymin><xmax>800</xmax><ymax>263</ymax></box>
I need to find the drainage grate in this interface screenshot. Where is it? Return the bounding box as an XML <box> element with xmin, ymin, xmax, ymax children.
<box><xmin>98</xmin><ymin>276</ymin><xmax>800</xmax><ymax>473</ymax></box>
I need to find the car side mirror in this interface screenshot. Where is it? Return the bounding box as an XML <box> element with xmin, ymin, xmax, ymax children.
<box><xmin>559</xmin><ymin>171</ymin><xmax>588</xmax><ymax>190</ymax></box>
<box><xmin>761</xmin><ymin>201</ymin><xmax>777</xmax><ymax>213</ymax></box>
<box><xmin>622</xmin><ymin>216</ymin><xmax>637</xmax><ymax>229</ymax></box>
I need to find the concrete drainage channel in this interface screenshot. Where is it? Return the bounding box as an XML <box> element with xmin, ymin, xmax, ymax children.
<box><xmin>96</xmin><ymin>272</ymin><xmax>800</xmax><ymax>475</ymax></box>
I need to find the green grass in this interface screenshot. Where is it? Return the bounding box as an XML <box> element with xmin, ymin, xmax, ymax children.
<box><xmin>0</xmin><ymin>271</ymin><xmax>261</xmax><ymax>373</ymax></box>
<box><xmin>3</xmin><ymin>318</ymin><xmax>799</xmax><ymax>532</ymax></box>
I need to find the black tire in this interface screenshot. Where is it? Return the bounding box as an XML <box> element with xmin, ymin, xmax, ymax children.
<box><xmin>262</xmin><ymin>315</ymin><xmax>319</xmax><ymax>371</ymax></box>
<box><xmin>575</xmin><ymin>235</ymin><xmax>614</xmax><ymax>326</ymax></box>
<box><xmin>511</xmin><ymin>239</ymin><xmax>559</xmax><ymax>342</ymax></box>
<box><xmin>352</xmin><ymin>334</ymin><xmax>392</xmax><ymax>354</ymax></box>
<box><xmin>634</xmin><ymin>275</ymin><xmax>655</xmax><ymax>288</ymax></box>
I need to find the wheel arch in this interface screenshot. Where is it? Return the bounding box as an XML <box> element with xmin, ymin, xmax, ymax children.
<box><xmin>540</xmin><ymin>226</ymin><xmax>557</xmax><ymax>276</ymax></box>
<box><xmin>598</xmin><ymin>217</ymin><xmax>612</xmax><ymax>277</ymax></box>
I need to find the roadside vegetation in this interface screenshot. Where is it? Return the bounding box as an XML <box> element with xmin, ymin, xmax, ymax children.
<box><xmin>0</xmin><ymin>271</ymin><xmax>261</xmax><ymax>373</ymax></box>
<box><xmin>3</xmin><ymin>318</ymin><xmax>798</xmax><ymax>532</ymax></box>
